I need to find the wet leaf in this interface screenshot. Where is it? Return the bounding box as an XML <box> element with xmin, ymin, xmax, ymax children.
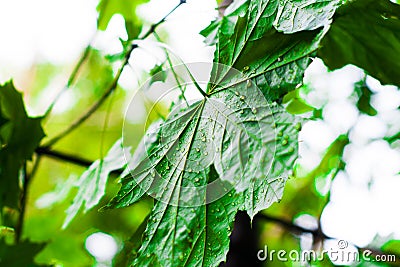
<box><xmin>105</xmin><ymin>0</ymin><xmax>341</xmax><ymax>266</ymax></box>
<box><xmin>273</xmin><ymin>0</ymin><xmax>340</xmax><ymax>34</ymax></box>
<box><xmin>208</xmin><ymin>0</ymin><xmax>339</xmax><ymax>101</ymax></box>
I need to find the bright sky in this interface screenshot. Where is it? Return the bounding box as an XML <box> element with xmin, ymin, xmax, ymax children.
<box><xmin>0</xmin><ymin>0</ymin><xmax>399</xmax><ymax>263</ymax></box>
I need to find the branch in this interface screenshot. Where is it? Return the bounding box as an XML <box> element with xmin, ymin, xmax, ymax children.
<box><xmin>43</xmin><ymin>0</ymin><xmax>186</xmax><ymax>147</ymax></box>
<box><xmin>35</xmin><ymin>146</ymin><xmax>123</xmax><ymax>176</ymax></box>
<box><xmin>35</xmin><ymin>147</ymin><xmax>93</xmax><ymax>167</ymax></box>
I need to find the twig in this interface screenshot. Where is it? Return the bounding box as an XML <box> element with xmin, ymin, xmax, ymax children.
<box><xmin>43</xmin><ymin>0</ymin><xmax>187</xmax><ymax>148</ymax></box>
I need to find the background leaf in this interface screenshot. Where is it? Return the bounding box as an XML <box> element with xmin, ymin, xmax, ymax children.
<box><xmin>282</xmin><ymin>87</ymin><xmax>315</xmax><ymax>114</ymax></box>
<box><xmin>302</xmin><ymin>134</ymin><xmax>349</xmax><ymax>180</ymax></box>
<box><xmin>0</xmin><ymin>81</ymin><xmax>45</xmax><ymax>210</ymax></box>
<box><xmin>0</xmin><ymin>240</ymin><xmax>46</xmax><ymax>267</ymax></box>
<box><xmin>318</xmin><ymin>0</ymin><xmax>400</xmax><ymax>87</ymax></box>
<box><xmin>97</xmin><ymin>0</ymin><xmax>148</xmax><ymax>39</ymax></box>
<box><xmin>62</xmin><ymin>139</ymin><xmax>127</xmax><ymax>228</ymax></box>
<box><xmin>354</xmin><ymin>80</ymin><xmax>378</xmax><ymax>116</ymax></box>
<box><xmin>149</xmin><ymin>64</ymin><xmax>168</xmax><ymax>85</ymax></box>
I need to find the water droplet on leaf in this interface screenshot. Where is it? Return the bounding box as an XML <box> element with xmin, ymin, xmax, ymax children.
<box><xmin>246</xmin><ymin>80</ymin><xmax>252</xmax><ymax>88</ymax></box>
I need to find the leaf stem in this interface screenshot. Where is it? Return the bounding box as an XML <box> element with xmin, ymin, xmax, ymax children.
<box><xmin>147</xmin><ymin>35</ymin><xmax>207</xmax><ymax>98</ymax></box>
<box><xmin>153</xmin><ymin>31</ymin><xmax>189</xmax><ymax>106</ymax></box>
<box><xmin>182</xmin><ymin>64</ymin><xmax>208</xmax><ymax>98</ymax></box>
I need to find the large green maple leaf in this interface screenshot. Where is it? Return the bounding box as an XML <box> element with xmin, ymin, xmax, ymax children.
<box><xmin>105</xmin><ymin>0</ymin><xmax>339</xmax><ymax>266</ymax></box>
